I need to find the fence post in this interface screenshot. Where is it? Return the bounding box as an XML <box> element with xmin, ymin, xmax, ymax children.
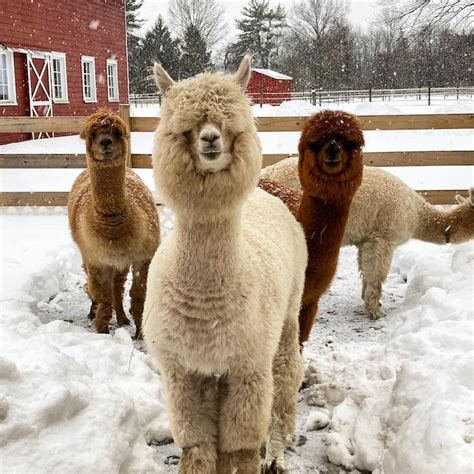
<box><xmin>319</xmin><ymin>88</ymin><xmax>322</xmax><ymax>107</ymax></box>
<box><xmin>428</xmin><ymin>81</ymin><xmax>431</xmax><ymax>106</ymax></box>
<box><xmin>119</xmin><ymin>104</ymin><xmax>132</xmax><ymax>167</ymax></box>
<box><xmin>369</xmin><ymin>83</ymin><xmax>372</xmax><ymax>102</ymax></box>
<box><xmin>311</xmin><ymin>89</ymin><xmax>316</xmax><ymax>106</ymax></box>
<box><xmin>456</xmin><ymin>86</ymin><xmax>459</xmax><ymax>100</ymax></box>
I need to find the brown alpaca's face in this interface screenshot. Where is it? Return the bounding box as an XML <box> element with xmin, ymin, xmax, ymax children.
<box><xmin>306</xmin><ymin>135</ymin><xmax>359</xmax><ymax>176</ymax></box>
<box><xmin>87</xmin><ymin>127</ymin><xmax>124</xmax><ymax>162</ymax></box>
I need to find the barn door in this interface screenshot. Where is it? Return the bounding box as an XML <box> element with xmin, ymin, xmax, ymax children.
<box><xmin>26</xmin><ymin>52</ymin><xmax>53</xmax><ymax>139</ymax></box>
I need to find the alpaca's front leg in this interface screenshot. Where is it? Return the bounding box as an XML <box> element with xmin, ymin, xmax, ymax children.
<box><xmin>264</xmin><ymin>317</ymin><xmax>304</xmax><ymax>473</ymax></box>
<box><xmin>217</xmin><ymin>367</ymin><xmax>273</xmax><ymax>473</ymax></box>
<box><xmin>357</xmin><ymin>238</ymin><xmax>394</xmax><ymax>319</ymax></box>
<box><xmin>86</xmin><ymin>265</ymin><xmax>113</xmax><ymax>334</ymax></box>
<box><xmin>159</xmin><ymin>357</ymin><xmax>218</xmax><ymax>473</ymax></box>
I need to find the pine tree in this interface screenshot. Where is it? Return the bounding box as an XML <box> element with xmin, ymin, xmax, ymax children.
<box><xmin>227</xmin><ymin>0</ymin><xmax>286</xmax><ymax>70</ymax></box>
<box><xmin>126</xmin><ymin>0</ymin><xmax>144</xmax><ymax>34</ymax></box>
<box><xmin>180</xmin><ymin>24</ymin><xmax>213</xmax><ymax>79</ymax></box>
<box><xmin>129</xmin><ymin>16</ymin><xmax>181</xmax><ymax>94</ymax></box>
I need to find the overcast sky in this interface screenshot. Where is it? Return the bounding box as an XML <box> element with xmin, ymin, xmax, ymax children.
<box><xmin>138</xmin><ymin>0</ymin><xmax>382</xmax><ymax>38</ymax></box>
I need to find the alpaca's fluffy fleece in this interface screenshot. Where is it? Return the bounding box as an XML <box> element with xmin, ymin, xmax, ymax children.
<box><xmin>261</xmin><ymin>158</ymin><xmax>474</xmax><ymax>318</ymax></box>
<box><xmin>68</xmin><ymin>109</ymin><xmax>160</xmax><ymax>336</ymax></box>
<box><xmin>143</xmin><ymin>58</ymin><xmax>307</xmax><ymax>473</ymax></box>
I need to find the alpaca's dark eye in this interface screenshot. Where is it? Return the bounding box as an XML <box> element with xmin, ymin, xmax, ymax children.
<box><xmin>344</xmin><ymin>141</ymin><xmax>357</xmax><ymax>151</ymax></box>
<box><xmin>309</xmin><ymin>141</ymin><xmax>322</xmax><ymax>153</ymax></box>
<box><xmin>114</xmin><ymin>130</ymin><xmax>122</xmax><ymax>139</ymax></box>
<box><xmin>90</xmin><ymin>131</ymin><xmax>96</xmax><ymax>139</ymax></box>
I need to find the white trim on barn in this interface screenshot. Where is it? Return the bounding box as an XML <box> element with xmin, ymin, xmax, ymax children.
<box><xmin>252</xmin><ymin>68</ymin><xmax>292</xmax><ymax>81</ymax></box>
<box><xmin>0</xmin><ymin>49</ymin><xmax>17</xmax><ymax>105</ymax></box>
<box><xmin>81</xmin><ymin>55</ymin><xmax>97</xmax><ymax>103</ymax></box>
<box><xmin>106</xmin><ymin>58</ymin><xmax>119</xmax><ymax>102</ymax></box>
<box><xmin>51</xmin><ymin>52</ymin><xmax>69</xmax><ymax>103</ymax></box>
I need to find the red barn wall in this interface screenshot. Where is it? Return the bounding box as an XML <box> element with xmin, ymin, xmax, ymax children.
<box><xmin>247</xmin><ymin>71</ymin><xmax>292</xmax><ymax>105</ymax></box>
<box><xmin>0</xmin><ymin>0</ymin><xmax>128</xmax><ymax>144</ymax></box>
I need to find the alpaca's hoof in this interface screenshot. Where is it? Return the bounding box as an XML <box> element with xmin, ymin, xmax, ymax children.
<box><xmin>133</xmin><ymin>330</ymin><xmax>143</xmax><ymax>341</ymax></box>
<box><xmin>117</xmin><ymin>315</ymin><xmax>131</xmax><ymax>327</ymax></box>
<box><xmin>95</xmin><ymin>322</ymin><xmax>110</xmax><ymax>334</ymax></box>
<box><xmin>262</xmin><ymin>458</ymin><xmax>285</xmax><ymax>473</ymax></box>
<box><xmin>180</xmin><ymin>443</ymin><xmax>217</xmax><ymax>473</ymax></box>
<box><xmin>368</xmin><ymin>308</ymin><xmax>384</xmax><ymax>320</ymax></box>
<box><xmin>87</xmin><ymin>303</ymin><xmax>97</xmax><ymax>320</ymax></box>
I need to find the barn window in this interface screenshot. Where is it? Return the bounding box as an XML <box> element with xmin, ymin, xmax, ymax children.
<box><xmin>0</xmin><ymin>50</ymin><xmax>16</xmax><ymax>104</ymax></box>
<box><xmin>81</xmin><ymin>56</ymin><xmax>97</xmax><ymax>103</ymax></box>
<box><xmin>51</xmin><ymin>52</ymin><xmax>68</xmax><ymax>103</ymax></box>
<box><xmin>106</xmin><ymin>59</ymin><xmax>119</xmax><ymax>102</ymax></box>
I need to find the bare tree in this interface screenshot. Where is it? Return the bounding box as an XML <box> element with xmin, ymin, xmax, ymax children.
<box><xmin>169</xmin><ymin>0</ymin><xmax>227</xmax><ymax>47</ymax></box>
<box><xmin>289</xmin><ymin>0</ymin><xmax>348</xmax><ymax>41</ymax></box>
<box><xmin>379</xmin><ymin>0</ymin><xmax>474</xmax><ymax>31</ymax></box>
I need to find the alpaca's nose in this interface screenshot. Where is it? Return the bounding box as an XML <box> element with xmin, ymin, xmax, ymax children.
<box><xmin>99</xmin><ymin>136</ymin><xmax>113</xmax><ymax>147</ymax></box>
<box><xmin>326</xmin><ymin>140</ymin><xmax>341</xmax><ymax>156</ymax></box>
<box><xmin>200</xmin><ymin>131</ymin><xmax>220</xmax><ymax>145</ymax></box>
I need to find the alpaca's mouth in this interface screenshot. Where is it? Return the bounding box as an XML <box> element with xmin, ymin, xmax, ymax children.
<box><xmin>323</xmin><ymin>156</ymin><xmax>342</xmax><ymax>166</ymax></box>
<box><xmin>200</xmin><ymin>150</ymin><xmax>222</xmax><ymax>161</ymax></box>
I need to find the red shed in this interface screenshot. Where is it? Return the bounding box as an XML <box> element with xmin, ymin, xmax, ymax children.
<box><xmin>0</xmin><ymin>0</ymin><xmax>129</xmax><ymax>145</ymax></box>
<box><xmin>247</xmin><ymin>68</ymin><xmax>292</xmax><ymax>106</ymax></box>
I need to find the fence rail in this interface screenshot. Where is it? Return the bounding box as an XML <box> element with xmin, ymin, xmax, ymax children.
<box><xmin>130</xmin><ymin>86</ymin><xmax>474</xmax><ymax>107</ymax></box>
<box><xmin>0</xmin><ymin>105</ymin><xmax>473</xmax><ymax>206</ymax></box>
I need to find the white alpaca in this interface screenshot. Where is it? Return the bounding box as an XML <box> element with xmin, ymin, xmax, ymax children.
<box><xmin>143</xmin><ymin>57</ymin><xmax>307</xmax><ymax>473</ymax></box>
<box><xmin>261</xmin><ymin>157</ymin><xmax>474</xmax><ymax>318</ymax></box>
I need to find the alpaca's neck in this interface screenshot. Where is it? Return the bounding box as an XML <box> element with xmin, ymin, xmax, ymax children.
<box><xmin>174</xmin><ymin>212</ymin><xmax>243</xmax><ymax>287</ymax></box>
<box><xmin>298</xmin><ymin>192</ymin><xmax>351</xmax><ymax>263</ymax></box>
<box><xmin>89</xmin><ymin>161</ymin><xmax>127</xmax><ymax>216</ymax></box>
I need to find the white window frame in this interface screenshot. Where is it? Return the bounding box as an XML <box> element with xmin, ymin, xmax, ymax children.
<box><xmin>81</xmin><ymin>55</ymin><xmax>97</xmax><ymax>103</ymax></box>
<box><xmin>106</xmin><ymin>58</ymin><xmax>119</xmax><ymax>102</ymax></box>
<box><xmin>51</xmin><ymin>52</ymin><xmax>68</xmax><ymax>103</ymax></box>
<box><xmin>0</xmin><ymin>50</ymin><xmax>17</xmax><ymax>105</ymax></box>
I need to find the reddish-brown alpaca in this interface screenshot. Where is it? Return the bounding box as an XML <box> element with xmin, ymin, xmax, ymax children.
<box><xmin>260</xmin><ymin>110</ymin><xmax>364</xmax><ymax>344</ymax></box>
<box><xmin>298</xmin><ymin>110</ymin><xmax>364</xmax><ymax>343</ymax></box>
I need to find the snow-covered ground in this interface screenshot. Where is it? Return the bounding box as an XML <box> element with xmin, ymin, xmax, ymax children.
<box><xmin>1</xmin><ymin>99</ymin><xmax>473</xmax><ymax>472</ymax></box>
<box><xmin>1</xmin><ymin>100</ymin><xmax>473</xmax><ymax>194</ymax></box>
<box><xmin>0</xmin><ymin>207</ymin><xmax>473</xmax><ymax>473</ymax></box>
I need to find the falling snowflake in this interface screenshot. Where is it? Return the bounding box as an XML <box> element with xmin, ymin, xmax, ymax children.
<box><xmin>89</xmin><ymin>20</ymin><xmax>100</xmax><ymax>30</ymax></box>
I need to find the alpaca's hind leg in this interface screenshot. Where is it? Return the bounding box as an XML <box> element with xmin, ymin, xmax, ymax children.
<box><xmin>358</xmin><ymin>237</ymin><xmax>394</xmax><ymax>319</ymax></box>
<box><xmin>217</xmin><ymin>367</ymin><xmax>273</xmax><ymax>473</ymax></box>
<box><xmin>86</xmin><ymin>266</ymin><xmax>113</xmax><ymax>333</ymax></box>
<box><xmin>264</xmin><ymin>316</ymin><xmax>304</xmax><ymax>472</ymax></box>
<box><xmin>113</xmin><ymin>269</ymin><xmax>130</xmax><ymax>327</ymax></box>
<box><xmin>158</xmin><ymin>358</ymin><xmax>218</xmax><ymax>473</ymax></box>
<box><xmin>130</xmin><ymin>260</ymin><xmax>150</xmax><ymax>338</ymax></box>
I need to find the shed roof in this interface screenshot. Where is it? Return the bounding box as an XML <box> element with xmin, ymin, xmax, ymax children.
<box><xmin>252</xmin><ymin>68</ymin><xmax>292</xmax><ymax>80</ymax></box>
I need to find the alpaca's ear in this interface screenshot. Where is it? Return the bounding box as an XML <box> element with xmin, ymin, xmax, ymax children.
<box><xmin>233</xmin><ymin>55</ymin><xmax>252</xmax><ymax>89</ymax></box>
<box><xmin>154</xmin><ymin>63</ymin><xmax>176</xmax><ymax>96</ymax></box>
<box><xmin>455</xmin><ymin>194</ymin><xmax>467</xmax><ymax>205</ymax></box>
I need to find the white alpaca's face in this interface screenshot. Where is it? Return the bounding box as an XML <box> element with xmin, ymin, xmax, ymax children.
<box><xmin>187</xmin><ymin>121</ymin><xmax>234</xmax><ymax>174</ymax></box>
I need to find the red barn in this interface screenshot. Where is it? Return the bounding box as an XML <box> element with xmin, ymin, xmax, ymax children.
<box><xmin>0</xmin><ymin>0</ymin><xmax>129</xmax><ymax>145</ymax></box>
<box><xmin>247</xmin><ymin>68</ymin><xmax>292</xmax><ymax>106</ymax></box>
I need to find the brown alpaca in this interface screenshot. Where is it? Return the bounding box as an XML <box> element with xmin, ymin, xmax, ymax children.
<box><xmin>296</xmin><ymin>110</ymin><xmax>364</xmax><ymax>344</ymax></box>
<box><xmin>68</xmin><ymin>109</ymin><xmax>160</xmax><ymax>336</ymax></box>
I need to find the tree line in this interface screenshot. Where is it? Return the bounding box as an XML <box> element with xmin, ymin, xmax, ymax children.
<box><xmin>126</xmin><ymin>0</ymin><xmax>473</xmax><ymax>94</ymax></box>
